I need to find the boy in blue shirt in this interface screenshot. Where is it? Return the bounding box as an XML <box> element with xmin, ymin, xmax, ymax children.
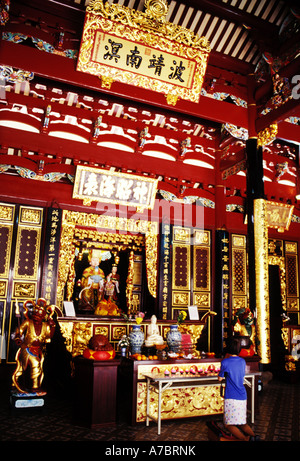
<box><xmin>218</xmin><ymin>337</ymin><xmax>257</xmax><ymax>441</ymax></box>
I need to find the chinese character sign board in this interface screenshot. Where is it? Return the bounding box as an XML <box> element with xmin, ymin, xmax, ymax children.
<box><xmin>76</xmin><ymin>0</ymin><xmax>210</xmax><ymax>103</ymax></box>
<box><xmin>91</xmin><ymin>31</ymin><xmax>196</xmax><ymax>90</ymax></box>
<box><xmin>73</xmin><ymin>165</ymin><xmax>158</xmax><ymax>209</ymax></box>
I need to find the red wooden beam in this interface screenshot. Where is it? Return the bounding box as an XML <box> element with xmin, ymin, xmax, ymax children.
<box><xmin>255</xmin><ymin>97</ymin><xmax>300</xmax><ymax>134</ymax></box>
<box><xmin>0</xmin><ymin>41</ymin><xmax>248</xmax><ymax>128</ymax></box>
<box><xmin>0</xmin><ymin>126</ymin><xmax>216</xmax><ymax>184</ymax></box>
<box><xmin>277</xmin><ymin>121</ymin><xmax>300</xmax><ymax>144</ymax></box>
<box><xmin>2</xmin><ymin>91</ymin><xmax>216</xmax><ymax>150</ymax></box>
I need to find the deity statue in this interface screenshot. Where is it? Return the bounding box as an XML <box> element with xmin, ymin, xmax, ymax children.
<box><xmin>145</xmin><ymin>315</ymin><xmax>164</xmax><ymax>347</ymax></box>
<box><xmin>12</xmin><ymin>298</ymin><xmax>56</xmax><ymax>394</ymax></box>
<box><xmin>78</xmin><ymin>249</ymin><xmax>122</xmax><ymax>316</ymax></box>
<box><xmin>78</xmin><ymin>249</ymin><xmax>109</xmax><ymax>312</ymax></box>
<box><xmin>106</xmin><ymin>264</ymin><xmax>120</xmax><ymax>302</ymax></box>
<box><xmin>95</xmin><ymin>264</ymin><xmax>121</xmax><ymax>316</ymax></box>
<box><xmin>232</xmin><ymin>307</ymin><xmax>256</xmax><ymax>356</ymax></box>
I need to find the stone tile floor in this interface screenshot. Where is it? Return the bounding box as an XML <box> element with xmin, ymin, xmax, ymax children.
<box><xmin>0</xmin><ymin>367</ymin><xmax>299</xmax><ymax>444</ymax></box>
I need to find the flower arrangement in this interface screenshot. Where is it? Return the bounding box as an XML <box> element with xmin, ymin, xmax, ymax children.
<box><xmin>135</xmin><ymin>311</ymin><xmax>145</xmax><ymax>324</ymax></box>
<box><xmin>177</xmin><ymin>310</ymin><xmax>187</xmax><ymax>325</ymax></box>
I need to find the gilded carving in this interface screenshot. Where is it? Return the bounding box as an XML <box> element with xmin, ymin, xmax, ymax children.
<box><xmin>58</xmin><ymin>321</ymin><xmax>74</xmax><ymax>353</ymax></box>
<box><xmin>86</xmin><ymin>0</ymin><xmax>209</xmax><ymax>51</ymax></box>
<box><xmin>268</xmin><ymin>255</ymin><xmax>286</xmax><ymax>311</ymax></box>
<box><xmin>232</xmin><ymin>234</ymin><xmax>246</xmax><ymax>247</ymax></box>
<box><xmin>257</xmin><ymin>123</ymin><xmax>278</xmax><ymax>146</ymax></box>
<box><xmin>0</xmin><ymin>204</ymin><xmax>14</xmax><ymax>222</ymax></box>
<box><xmin>112</xmin><ymin>326</ymin><xmax>127</xmax><ymax>341</ymax></box>
<box><xmin>57</xmin><ymin>222</ymin><xmax>76</xmax><ymax>307</ymax></box>
<box><xmin>193</xmin><ymin>292</ymin><xmax>210</xmax><ymax>307</ymax></box>
<box><xmin>79</xmin><ymin>0</ymin><xmax>210</xmax><ymax>105</ymax></box>
<box><xmin>287</xmin><ymin>299</ymin><xmax>299</xmax><ymax>311</ymax></box>
<box><xmin>74</xmin><ymin>228</ymin><xmax>145</xmax><ymax>247</ymax></box>
<box><xmin>0</xmin><ymin>280</ymin><xmax>7</xmax><ymax>297</ymax></box>
<box><xmin>285</xmin><ymin>357</ymin><xmax>296</xmax><ymax>372</ymax></box>
<box><xmin>285</xmin><ymin>242</ymin><xmax>297</xmax><ymax>254</ymax></box>
<box><xmin>233</xmin><ymin>297</ymin><xmax>247</xmax><ymax>310</ymax></box>
<box><xmin>172</xmin><ymin>291</ymin><xmax>189</xmax><ymax>306</ymax></box>
<box><xmin>72</xmin><ymin>322</ymin><xmax>93</xmax><ymax>357</ymax></box>
<box><xmin>100</xmin><ymin>75</ymin><xmax>113</xmax><ymax>89</ymax></box>
<box><xmin>165</xmin><ymin>94</ymin><xmax>179</xmax><ymax>106</ymax></box>
<box><xmin>94</xmin><ymin>325</ymin><xmax>109</xmax><ymax>337</ymax></box>
<box><xmin>13</xmin><ymin>282</ymin><xmax>36</xmax><ymax>299</ymax></box>
<box><xmin>281</xmin><ymin>328</ymin><xmax>289</xmax><ymax>349</ymax></box>
<box><xmin>62</xmin><ymin>209</ymin><xmax>158</xmax><ymax>235</ymax></box>
<box><xmin>136</xmin><ymin>382</ymin><xmax>223</xmax><ymax>422</ymax></box>
<box><xmin>19</xmin><ymin>206</ymin><xmax>42</xmax><ymax>225</ymax></box>
<box><xmin>173</xmin><ymin>227</ymin><xmax>190</xmax><ymax>243</ymax></box>
<box><xmin>126</xmin><ymin>250</ymin><xmax>135</xmax><ymax>314</ymax></box>
<box><xmin>194</xmin><ymin>230</ymin><xmax>210</xmax><ymax>245</ymax></box>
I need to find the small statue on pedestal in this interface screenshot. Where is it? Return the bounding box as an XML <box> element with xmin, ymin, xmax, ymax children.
<box><xmin>145</xmin><ymin>315</ymin><xmax>164</xmax><ymax>347</ymax></box>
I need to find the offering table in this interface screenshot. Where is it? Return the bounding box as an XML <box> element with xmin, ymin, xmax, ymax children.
<box><xmin>118</xmin><ymin>356</ymin><xmax>260</xmax><ymax>426</ymax></box>
<box><xmin>144</xmin><ymin>370</ymin><xmax>261</xmax><ymax>435</ymax></box>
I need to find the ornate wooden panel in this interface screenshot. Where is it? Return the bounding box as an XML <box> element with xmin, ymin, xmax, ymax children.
<box><xmin>231</xmin><ymin>234</ymin><xmax>248</xmax><ymax>312</ymax></box>
<box><xmin>0</xmin><ymin>203</ymin><xmax>15</xmax><ymax>362</ymax></box>
<box><xmin>172</xmin><ymin>244</ymin><xmax>190</xmax><ymax>291</ymax></box>
<box><xmin>2</xmin><ymin>204</ymin><xmax>44</xmax><ymax>363</ymax></box>
<box><xmin>193</xmin><ymin>246</ymin><xmax>210</xmax><ymax>291</ymax></box>
<box><xmin>170</xmin><ymin>226</ymin><xmax>211</xmax><ymax>320</ymax></box>
<box><xmin>285</xmin><ymin>241</ymin><xmax>299</xmax><ymax>317</ymax></box>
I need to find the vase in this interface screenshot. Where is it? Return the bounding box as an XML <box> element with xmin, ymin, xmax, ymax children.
<box><xmin>120</xmin><ymin>346</ymin><xmax>127</xmax><ymax>357</ymax></box>
<box><xmin>166</xmin><ymin>324</ymin><xmax>182</xmax><ymax>353</ymax></box>
<box><xmin>129</xmin><ymin>325</ymin><xmax>145</xmax><ymax>354</ymax></box>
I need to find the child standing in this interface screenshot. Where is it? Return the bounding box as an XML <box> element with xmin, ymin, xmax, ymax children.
<box><xmin>218</xmin><ymin>337</ymin><xmax>257</xmax><ymax>441</ymax></box>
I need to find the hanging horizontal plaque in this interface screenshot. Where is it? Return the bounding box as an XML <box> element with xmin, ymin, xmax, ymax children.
<box><xmin>76</xmin><ymin>0</ymin><xmax>210</xmax><ymax>104</ymax></box>
<box><xmin>73</xmin><ymin>165</ymin><xmax>158</xmax><ymax>209</ymax></box>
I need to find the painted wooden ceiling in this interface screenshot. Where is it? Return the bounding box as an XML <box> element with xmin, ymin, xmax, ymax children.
<box><xmin>44</xmin><ymin>0</ymin><xmax>299</xmax><ymax>70</ymax></box>
<box><xmin>0</xmin><ymin>0</ymin><xmax>299</xmax><ymax>210</ymax></box>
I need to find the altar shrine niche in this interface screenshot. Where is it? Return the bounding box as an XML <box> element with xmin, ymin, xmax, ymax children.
<box><xmin>74</xmin><ymin>248</ymin><xmax>129</xmax><ymax>316</ymax></box>
<box><xmin>57</xmin><ymin>209</ymin><xmax>158</xmax><ymax>318</ymax></box>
